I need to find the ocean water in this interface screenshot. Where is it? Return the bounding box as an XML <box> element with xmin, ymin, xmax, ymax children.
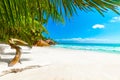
<box><xmin>52</xmin><ymin>43</ymin><xmax>120</xmax><ymax>54</ymax></box>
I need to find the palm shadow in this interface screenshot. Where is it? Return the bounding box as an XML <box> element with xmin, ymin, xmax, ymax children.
<box><xmin>0</xmin><ymin>58</ymin><xmax>31</xmax><ymax>64</ymax></box>
<box><xmin>1</xmin><ymin>52</ymin><xmax>15</xmax><ymax>55</ymax></box>
<box><xmin>0</xmin><ymin>53</ymin><xmax>31</xmax><ymax>64</ymax></box>
<box><xmin>1</xmin><ymin>51</ymin><xmax>31</xmax><ymax>55</ymax></box>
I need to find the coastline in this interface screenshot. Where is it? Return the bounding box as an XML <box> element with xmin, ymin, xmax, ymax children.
<box><xmin>1</xmin><ymin>44</ymin><xmax>120</xmax><ymax>80</ymax></box>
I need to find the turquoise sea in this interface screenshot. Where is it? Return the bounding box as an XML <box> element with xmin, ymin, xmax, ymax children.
<box><xmin>52</xmin><ymin>43</ymin><xmax>120</xmax><ymax>54</ymax></box>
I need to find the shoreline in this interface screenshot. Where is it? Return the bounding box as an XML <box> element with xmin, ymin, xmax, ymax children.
<box><xmin>53</xmin><ymin>43</ymin><xmax>120</xmax><ymax>54</ymax></box>
<box><xmin>1</xmin><ymin>44</ymin><xmax>120</xmax><ymax>80</ymax></box>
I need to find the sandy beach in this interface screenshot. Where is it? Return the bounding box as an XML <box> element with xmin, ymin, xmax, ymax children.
<box><xmin>1</xmin><ymin>44</ymin><xmax>120</xmax><ymax>80</ymax></box>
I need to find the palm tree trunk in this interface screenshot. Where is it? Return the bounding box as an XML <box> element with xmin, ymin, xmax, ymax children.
<box><xmin>8</xmin><ymin>44</ymin><xmax>21</xmax><ymax>67</ymax></box>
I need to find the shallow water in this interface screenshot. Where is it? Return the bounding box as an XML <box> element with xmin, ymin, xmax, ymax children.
<box><xmin>52</xmin><ymin>43</ymin><xmax>120</xmax><ymax>54</ymax></box>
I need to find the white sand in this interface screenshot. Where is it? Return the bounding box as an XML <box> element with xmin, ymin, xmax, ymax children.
<box><xmin>1</xmin><ymin>44</ymin><xmax>120</xmax><ymax>80</ymax></box>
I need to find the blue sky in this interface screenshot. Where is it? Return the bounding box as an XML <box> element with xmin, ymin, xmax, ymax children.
<box><xmin>45</xmin><ymin>9</ymin><xmax>120</xmax><ymax>43</ymax></box>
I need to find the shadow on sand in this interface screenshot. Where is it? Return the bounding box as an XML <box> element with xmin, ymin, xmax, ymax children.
<box><xmin>0</xmin><ymin>58</ymin><xmax>31</xmax><ymax>63</ymax></box>
<box><xmin>0</xmin><ymin>52</ymin><xmax>31</xmax><ymax>64</ymax></box>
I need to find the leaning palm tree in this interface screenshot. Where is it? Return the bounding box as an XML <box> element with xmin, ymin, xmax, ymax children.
<box><xmin>8</xmin><ymin>38</ymin><xmax>31</xmax><ymax>67</ymax></box>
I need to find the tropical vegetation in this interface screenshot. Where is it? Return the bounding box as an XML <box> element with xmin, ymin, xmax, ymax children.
<box><xmin>0</xmin><ymin>0</ymin><xmax>120</xmax><ymax>45</ymax></box>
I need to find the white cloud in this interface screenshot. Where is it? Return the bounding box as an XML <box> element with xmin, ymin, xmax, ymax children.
<box><xmin>110</xmin><ymin>16</ymin><xmax>120</xmax><ymax>22</ymax></box>
<box><xmin>92</xmin><ymin>24</ymin><xmax>105</xmax><ymax>29</ymax></box>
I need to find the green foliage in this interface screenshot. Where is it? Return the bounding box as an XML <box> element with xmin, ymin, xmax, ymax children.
<box><xmin>0</xmin><ymin>0</ymin><xmax>120</xmax><ymax>45</ymax></box>
<box><xmin>0</xmin><ymin>0</ymin><xmax>64</xmax><ymax>45</ymax></box>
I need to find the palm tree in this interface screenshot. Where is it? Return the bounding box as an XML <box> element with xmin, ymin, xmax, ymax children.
<box><xmin>8</xmin><ymin>38</ymin><xmax>31</xmax><ymax>67</ymax></box>
<box><xmin>0</xmin><ymin>0</ymin><xmax>64</xmax><ymax>66</ymax></box>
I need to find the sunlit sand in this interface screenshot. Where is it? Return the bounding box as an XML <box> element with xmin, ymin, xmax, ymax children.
<box><xmin>0</xmin><ymin>44</ymin><xmax>120</xmax><ymax>80</ymax></box>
